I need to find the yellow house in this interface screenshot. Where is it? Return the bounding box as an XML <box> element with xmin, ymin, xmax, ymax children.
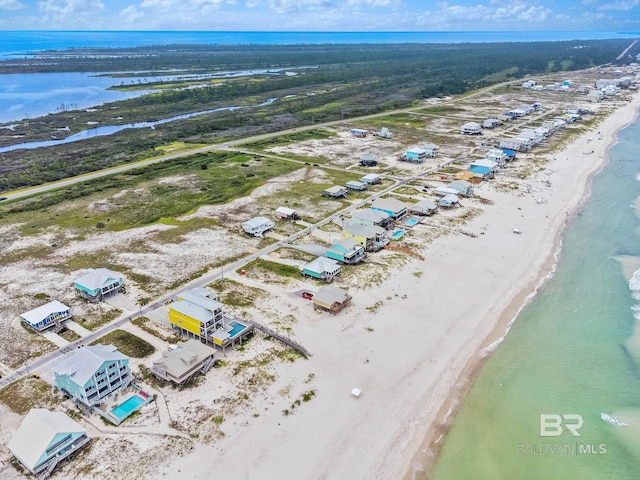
<box><xmin>342</xmin><ymin>221</ymin><xmax>389</xmax><ymax>252</ymax></box>
<box><xmin>168</xmin><ymin>290</ymin><xmax>224</xmax><ymax>340</ymax></box>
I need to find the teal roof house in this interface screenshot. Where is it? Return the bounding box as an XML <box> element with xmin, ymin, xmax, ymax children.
<box><xmin>326</xmin><ymin>238</ymin><xmax>366</xmax><ymax>265</ymax></box>
<box><xmin>301</xmin><ymin>257</ymin><xmax>341</xmax><ymax>283</ymax></box>
<box><xmin>8</xmin><ymin>409</ymin><xmax>89</xmax><ymax>478</ymax></box>
<box><xmin>20</xmin><ymin>300</ymin><xmax>71</xmax><ymax>332</ymax></box>
<box><xmin>74</xmin><ymin>268</ymin><xmax>124</xmax><ymax>301</ymax></box>
<box><xmin>54</xmin><ymin>344</ymin><xmax>132</xmax><ymax>408</ymax></box>
<box><xmin>371</xmin><ymin>197</ymin><xmax>408</xmax><ymax>220</ymax></box>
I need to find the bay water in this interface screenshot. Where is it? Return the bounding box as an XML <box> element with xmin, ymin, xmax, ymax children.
<box><xmin>428</xmin><ymin>115</ymin><xmax>640</xmax><ymax>479</ymax></box>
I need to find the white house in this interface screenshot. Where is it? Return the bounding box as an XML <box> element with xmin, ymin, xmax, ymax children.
<box><xmin>439</xmin><ymin>194</ymin><xmax>460</xmax><ymax>208</ymax></box>
<box><xmin>20</xmin><ymin>300</ymin><xmax>71</xmax><ymax>332</ymax></box>
<box><xmin>242</xmin><ymin>217</ymin><xmax>275</xmax><ymax>237</ymax></box>
<box><xmin>460</xmin><ymin>122</ymin><xmax>482</xmax><ymax>135</ymax></box>
<box><xmin>361</xmin><ymin>173</ymin><xmax>381</xmax><ymax>185</ymax></box>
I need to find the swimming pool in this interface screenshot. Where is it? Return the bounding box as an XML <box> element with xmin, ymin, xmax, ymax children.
<box><xmin>228</xmin><ymin>321</ymin><xmax>247</xmax><ymax>337</ymax></box>
<box><xmin>391</xmin><ymin>229</ymin><xmax>404</xmax><ymax>240</ymax></box>
<box><xmin>405</xmin><ymin>218</ymin><xmax>419</xmax><ymax>227</ymax></box>
<box><xmin>111</xmin><ymin>394</ymin><xmax>145</xmax><ymax>420</ymax></box>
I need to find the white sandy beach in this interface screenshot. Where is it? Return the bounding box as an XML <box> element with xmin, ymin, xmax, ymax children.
<box><xmin>147</xmin><ymin>92</ymin><xmax>640</xmax><ymax>480</ymax></box>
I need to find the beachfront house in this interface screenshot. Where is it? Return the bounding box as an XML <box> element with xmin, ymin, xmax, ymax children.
<box><xmin>409</xmin><ymin>199</ymin><xmax>438</xmax><ymax>216</ymax></box>
<box><xmin>325</xmin><ymin>238</ymin><xmax>366</xmax><ymax>265</ymax></box>
<box><xmin>20</xmin><ymin>300</ymin><xmax>71</xmax><ymax>332</ymax></box>
<box><xmin>361</xmin><ymin>173</ymin><xmax>381</xmax><ymax>185</ymax></box>
<box><xmin>469</xmin><ymin>159</ymin><xmax>499</xmax><ymax>179</ymax></box>
<box><xmin>351</xmin><ymin>208</ymin><xmax>394</xmax><ymax>229</ymax></box>
<box><xmin>433</xmin><ymin>186</ymin><xmax>460</xmax><ymax>197</ymax></box>
<box><xmin>343</xmin><ymin>221</ymin><xmax>389</xmax><ymax>252</ymax></box>
<box><xmin>242</xmin><ymin>216</ymin><xmax>275</xmax><ymax>237</ymax></box>
<box><xmin>74</xmin><ymin>268</ymin><xmax>124</xmax><ymax>301</ymax></box>
<box><xmin>8</xmin><ymin>409</ymin><xmax>90</xmax><ymax>478</ymax></box>
<box><xmin>486</xmin><ymin>148</ymin><xmax>509</xmax><ymax>166</ymax></box>
<box><xmin>54</xmin><ymin>344</ymin><xmax>133</xmax><ymax>408</ymax></box>
<box><xmin>169</xmin><ymin>289</ymin><xmax>252</xmax><ymax>347</ymax></box>
<box><xmin>301</xmin><ymin>257</ymin><xmax>342</xmax><ymax>282</ymax></box>
<box><xmin>499</xmin><ymin>138</ymin><xmax>529</xmax><ymax>152</ymax></box>
<box><xmin>312</xmin><ymin>286</ymin><xmax>352</xmax><ymax>314</ymax></box>
<box><xmin>460</xmin><ymin>122</ymin><xmax>482</xmax><ymax>135</ymax></box>
<box><xmin>150</xmin><ymin>340</ymin><xmax>216</xmax><ymax>385</ymax></box>
<box><xmin>448</xmin><ymin>180</ymin><xmax>473</xmax><ymax>197</ymax></box>
<box><xmin>439</xmin><ymin>194</ymin><xmax>460</xmax><ymax>208</ymax></box>
<box><xmin>371</xmin><ymin>197</ymin><xmax>408</xmax><ymax>220</ymax></box>
<box><xmin>346</xmin><ymin>180</ymin><xmax>367</xmax><ymax>191</ymax></box>
<box><xmin>482</xmin><ymin>118</ymin><xmax>502</xmax><ymax>129</ymax></box>
<box><xmin>375</xmin><ymin>127</ymin><xmax>393</xmax><ymax>139</ymax></box>
<box><xmin>322</xmin><ymin>186</ymin><xmax>348</xmax><ymax>198</ymax></box>
<box><xmin>360</xmin><ymin>154</ymin><xmax>378</xmax><ymax>167</ymax></box>
<box><xmin>275</xmin><ymin>206</ymin><xmax>299</xmax><ymax>220</ymax></box>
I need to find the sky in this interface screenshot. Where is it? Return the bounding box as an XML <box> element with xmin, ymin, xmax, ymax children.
<box><xmin>0</xmin><ymin>0</ymin><xmax>639</xmax><ymax>32</ymax></box>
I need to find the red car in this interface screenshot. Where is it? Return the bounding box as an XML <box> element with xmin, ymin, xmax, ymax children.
<box><xmin>301</xmin><ymin>292</ymin><xmax>314</xmax><ymax>300</ymax></box>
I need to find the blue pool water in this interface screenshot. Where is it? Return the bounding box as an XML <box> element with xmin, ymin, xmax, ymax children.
<box><xmin>228</xmin><ymin>322</ymin><xmax>246</xmax><ymax>337</ymax></box>
<box><xmin>405</xmin><ymin>218</ymin><xmax>419</xmax><ymax>227</ymax></box>
<box><xmin>111</xmin><ymin>395</ymin><xmax>145</xmax><ymax>419</ymax></box>
<box><xmin>391</xmin><ymin>229</ymin><xmax>404</xmax><ymax>240</ymax></box>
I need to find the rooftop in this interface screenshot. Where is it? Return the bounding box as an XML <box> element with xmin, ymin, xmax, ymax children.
<box><xmin>55</xmin><ymin>344</ymin><xmax>128</xmax><ymax>386</ymax></box>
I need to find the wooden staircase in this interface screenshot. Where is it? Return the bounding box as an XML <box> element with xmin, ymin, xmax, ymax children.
<box><xmin>250</xmin><ymin>320</ymin><xmax>311</xmax><ymax>359</ymax></box>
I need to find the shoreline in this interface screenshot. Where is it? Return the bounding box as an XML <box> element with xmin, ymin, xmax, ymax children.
<box><xmin>403</xmin><ymin>91</ymin><xmax>640</xmax><ymax>479</ymax></box>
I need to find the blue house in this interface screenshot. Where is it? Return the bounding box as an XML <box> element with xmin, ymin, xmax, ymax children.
<box><xmin>74</xmin><ymin>268</ymin><xmax>124</xmax><ymax>301</ymax></box>
<box><xmin>326</xmin><ymin>238</ymin><xmax>366</xmax><ymax>264</ymax></box>
<box><xmin>20</xmin><ymin>300</ymin><xmax>71</xmax><ymax>332</ymax></box>
<box><xmin>8</xmin><ymin>409</ymin><xmax>90</xmax><ymax>477</ymax></box>
<box><xmin>371</xmin><ymin>197</ymin><xmax>408</xmax><ymax>220</ymax></box>
<box><xmin>54</xmin><ymin>344</ymin><xmax>133</xmax><ymax>408</ymax></box>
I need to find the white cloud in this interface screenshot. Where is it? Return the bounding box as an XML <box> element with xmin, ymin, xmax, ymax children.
<box><xmin>598</xmin><ymin>0</ymin><xmax>639</xmax><ymax>11</ymax></box>
<box><xmin>37</xmin><ymin>0</ymin><xmax>105</xmax><ymax>16</ymax></box>
<box><xmin>119</xmin><ymin>4</ymin><xmax>145</xmax><ymax>22</ymax></box>
<box><xmin>141</xmin><ymin>0</ymin><xmax>230</xmax><ymax>10</ymax></box>
<box><xmin>0</xmin><ymin>0</ymin><xmax>25</xmax><ymax>9</ymax></box>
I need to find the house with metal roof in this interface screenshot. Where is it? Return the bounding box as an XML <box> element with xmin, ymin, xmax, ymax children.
<box><xmin>361</xmin><ymin>173</ymin><xmax>381</xmax><ymax>185</ymax></box>
<box><xmin>20</xmin><ymin>300</ymin><xmax>71</xmax><ymax>332</ymax></box>
<box><xmin>150</xmin><ymin>340</ymin><xmax>216</xmax><ymax>385</ymax></box>
<box><xmin>346</xmin><ymin>180</ymin><xmax>367</xmax><ymax>191</ymax></box>
<box><xmin>8</xmin><ymin>409</ymin><xmax>90</xmax><ymax>478</ymax></box>
<box><xmin>460</xmin><ymin>122</ymin><xmax>482</xmax><ymax>135</ymax></box>
<box><xmin>371</xmin><ymin>197</ymin><xmax>408</xmax><ymax>220</ymax></box>
<box><xmin>242</xmin><ymin>216</ymin><xmax>275</xmax><ymax>237</ymax></box>
<box><xmin>74</xmin><ymin>268</ymin><xmax>124</xmax><ymax>301</ymax></box>
<box><xmin>326</xmin><ymin>238</ymin><xmax>366</xmax><ymax>265</ymax></box>
<box><xmin>351</xmin><ymin>208</ymin><xmax>394</xmax><ymax>229</ymax></box>
<box><xmin>322</xmin><ymin>185</ymin><xmax>348</xmax><ymax>198</ymax></box>
<box><xmin>485</xmin><ymin>148</ymin><xmax>509</xmax><ymax>166</ymax></box>
<box><xmin>360</xmin><ymin>154</ymin><xmax>378</xmax><ymax>167</ymax></box>
<box><xmin>469</xmin><ymin>159</ymin><xmax>499</xmax><ymax>178</ymax></box>
<box><xmin>409</xmin><ymin>199</ymin><xmax>438</xmax><ymax>216</ymax></box>
<box><xmin>433</xmin><ymin>186</ymin><xmax>460</xmax><ymax>197</ymax></box>
<box><xmin>423</xmin><ymin>143</ymin><xmax>440</xmax><ymax>158</ymax></box>
<box><xmin>312</xmin><ymin>286</ymin><xmax>352</xmax><ymax>314</ymax></box>
<box><xmin>448</xmin><ymin>180</ymin><xmax>474</xmax><ymax>197</ymax></box>
<box><xmin>301</xmin><ymin>257</ymin><xmax>341</xmax><ymax>283</ymax></box>
<box><xmin>343</xmin><ymin>221</ymin><xmax>389</xmax><ymax>252</ymax></box>
<box><xmin>54</xmin><ymin>344</ymin><xmax>133</xmax><ymax>408</ymax></box>
<box><xmin>403</xmin><ymin>148</ymin><xmax>426</xmax><ymax>163</ymax></box>
<box><xmin>275</xmin><ymin>206</ymin><xmax>299</xmax><ymax>220</ymax></box>
<box><xmin>439</xmin><ymin>194</ymin><xmax>460</xmax><ymax>208</ymax></box>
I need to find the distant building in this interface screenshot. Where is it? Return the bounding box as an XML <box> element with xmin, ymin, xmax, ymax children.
<box><xmin>375</xmin><ymin>127</ymin><xmax>393</xmax><ymax>139</ymax></box>
<box><xmin>343</xmin><ymin>221</ymin><xmax>389</xmax><ymax>252</ymax></box>
<box><xmin>448</xmin><ymin>180</ymin><xmax>473</xmax><ymax>197</ymax></box>
<box><xmin>8</xmin><ymin>409</ymin><xmax>90</xmax><ymax>478</ymax></box>
<box><xmin>346</xmin><ymin>180</ymin><xmax>367</xmax><ymax>191</ymax></box>
<box><xmin>20</xmin><ymin>300</ymin><xmax>71</xmax><ymax>332</ymax></box>
<box><xmin>351</xmin><ymin>208</ymin><xmax>394</xmax><ymax>229</ymax></box>
<box><xmin>403</xmin><ymin>148</ymin><xmax>426</xmax><ymax>163</ymax></box>
<box><xmin>322</xmin><ymin>186</ymin><xmax>348</xmax><ymax>198</ymax></box>
<box><xmin>275</xmin><ymin>207</ymin><xmax>299</xmax><ymax>220</ymax></box>
<box><xmin>74</xmin><ymin>268</ymin><xmax>124</xmax><ymax>301</ymax></box>
<box><xmin>349</xmin><ymin>128</ymin><xmax>368</xmax><ymax>137</ymax></box>
<box><xmin>439</xmin><ymin>194</ymin><xmax>460</xmax><ymax>208</ymax></box>
<box><xmin>409</xmin><ymin>199</ymin><xmax>438</xmax><ymax>216</ymax></box>
<box><xmin>242</xmin><ymin>217</ymin><xmax>275</xmax><ymax>237</ymax></box>
<box><xmin>460</xmin><ymin>122</ymin><xmax>482</xmax><ymax>135</ymax></box>
<box><xmin>361</xmin><ymin>173</ymin><xmax>381</xmax><ymax>185</ymax></box>
<box><xmin>359</xmin><ymin>154</ymin><xmax>378</xmax><ymax>167</ymax></box>
<box><xmin>423</xmin><ymin>143</ymin><xmax>440</xmax><ymax>158</ymax></box>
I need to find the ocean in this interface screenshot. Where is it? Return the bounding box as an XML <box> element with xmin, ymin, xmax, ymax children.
<box><xmin>428</xmin><ymin>114</ymin><xmax>640</xmax><ymax>479</ymax></box>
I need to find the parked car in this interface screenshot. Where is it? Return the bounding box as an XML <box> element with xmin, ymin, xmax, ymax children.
<box><xmin>301</xmin><ymin>292</ymin><xmax>314</xmax><ymax>300</ymax></box>
<box><xmin>0</xmin><ymin>197</ymin><xmax>7</xmax><ymax>201</ymax></box>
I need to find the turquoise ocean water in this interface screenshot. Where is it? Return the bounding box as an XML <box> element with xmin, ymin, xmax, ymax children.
<box><xmin>429</xmin><ymin>113</ymin><xmax>640</xmax><ymax>479</ymax></box>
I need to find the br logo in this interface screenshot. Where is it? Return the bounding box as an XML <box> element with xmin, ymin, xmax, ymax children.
<box><xmin>540</xmin><ymin>414</ymin><xmax>584</xmax><ymax>437</ymax></box>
